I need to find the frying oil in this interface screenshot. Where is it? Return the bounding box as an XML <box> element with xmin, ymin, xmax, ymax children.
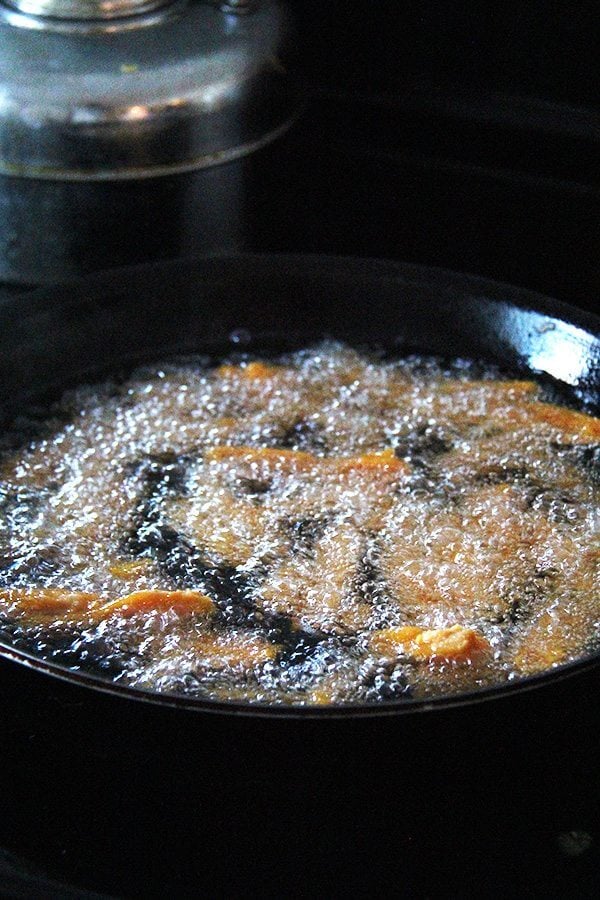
<box><xmin>0</xmin><ymin>343</ymin><xmax>598</xmax><ymax>705</ymax></box>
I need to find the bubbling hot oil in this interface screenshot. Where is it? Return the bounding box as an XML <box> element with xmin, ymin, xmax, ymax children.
<box><xmin>0</xmin><ymin>343</ymin><xmax>598</xmax><ymax>706</ymax></box>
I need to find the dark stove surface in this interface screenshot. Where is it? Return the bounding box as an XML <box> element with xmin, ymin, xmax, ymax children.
<box><xmin>2</xmin><ymin>674</ymin><xmax>600</xmax><ymax>900</ymax></box>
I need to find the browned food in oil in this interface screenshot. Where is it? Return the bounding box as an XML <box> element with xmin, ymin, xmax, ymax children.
<box><xmin>0</xmin><ymin>344</ymin><xmax>598</xmax><ymax>705</ymax></box>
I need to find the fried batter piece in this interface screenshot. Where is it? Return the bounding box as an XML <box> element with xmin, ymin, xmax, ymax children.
<box><xmin>378</xmin><ymin>483</ymin><xmax>559</xmax><ymax>629</ymax></box>
<box><xmin>509</xmin><ymin>546</ymin><xmax>599</xmax><ymax>674</ymax></box>
<box><xmin>257</xmin><ymin>524</ymin><xmax>370</xmax><ymax>634</ymax></box>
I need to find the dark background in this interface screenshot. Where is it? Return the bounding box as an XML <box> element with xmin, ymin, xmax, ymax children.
<box><xmin>261</xmin><ymin>1</ymin><xmax>599</xmax><ymax>312</ymax></box>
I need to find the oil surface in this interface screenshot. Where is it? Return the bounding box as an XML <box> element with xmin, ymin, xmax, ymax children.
<box><xmin>1</xmin><ymin>343</ymin><xmax>598</xmax><ymax>706</ymax></box>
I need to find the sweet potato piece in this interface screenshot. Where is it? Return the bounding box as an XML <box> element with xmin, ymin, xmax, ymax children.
<box><xmin>0</xmin><ymin>587</ymin><xmax>215</xmax><ymax>623</ymax></box>
<box><xmin>203</xmin><ymin>446</ymin><xmax>410</xmax><ymax>490</ymax></box>
<box><xmin>0</xmin><ymin>587</ymin><xmax>100</xmax><ymax>620</ymax></box>
<box><xmin>519</xmin><ymin>402</ymin><xmax>600</xmax><ymax>442</ymax></box>
<box><xmin>168</xmin><ymin>486</ymin><xmax>276</xmax><ymax>568</ymax></box>
<box><xmin>510</xmin><ymin>578</ymin><xmax>600</xmax><ymax>675</ymax></box>
<box><xmin>108</xmin><ymin>559</ymin><xmax>155</xmax><ymax>580</ymax></box>
<box><xmin>205</xmin><ymin>446</ymin><xmax>316</xmax><ymax>472</ymax></box>
<box><xmin>370</xmin><ymin>624</ymin><xmax>490</xmax><ymax>662</ymax></box>
<box><xmin>258</xmin><ymin>525</ymin><xmax>371</xmax><ymax>634</ymax></box>
<box><xmin>308</xmin><ymin>687</ymin><xmax>337</xmax><ymax>706</ymax></box>
<box><xmin>406</xmin><ymin>379</ymin><xmax>541</xmax><ymax>435</ymax></box>
<box><xmin>437</xmin><ymin>379</ymin><xmax>539</xmax><ymax>399</ymax></box>
<box><xmin>333</xmin><ymin>448</ymin><xmax>409</xmax><ymax>475</ymax></box>
<box><xmin>512</xmin><ymin>611</ymin><xmax>571</xmax><ymax>672</ymax></box>
<box><xmin>216</xmin><ymin>361</ymin><xmax>281</xmax><ymax>380</ymax></box>
<box><xmin>189</xmin><ymin>631</ymin><xmax>277</xmax><ymax>668</ymax></box>
<box><xmin>98</xmin><ymin>589</ymin><xmax>215</xmax><ymax>618</ymax></box>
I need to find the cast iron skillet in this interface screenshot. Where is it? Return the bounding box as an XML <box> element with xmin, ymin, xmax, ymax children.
<box><xmin>1</xmin><ymin>255</ymin><xmax>599</xmax><ymax>896</ymax></box>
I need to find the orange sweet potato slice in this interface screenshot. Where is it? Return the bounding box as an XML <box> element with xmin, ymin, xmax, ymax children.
<box><xmin>513</xmin><ymin>613</ymin><xmax>569</xmax><ymax>672</ymax></box>
<box><xmin>437</xmin><ymin>379</ymin><xmax>539</xmax><ymax>398</ymax></box>
<box><xmin>0</xmin><ymin>588</ymin><xmax>215</xmax><ymax>623</ymax></box>
<box><xmin>511</xmin><ymin>602</ymin><xmax>590</xmax><ymax>675</ymax></box>
<box><xmin>108</xmin><ymin>559</ymin><xmax>156</xmax><ymax>580</ymax></box>
<box><xmin>190</xmin><ymin>631</ymin><xmax>277</xmax><ymax>669</ymax></box>
<box><xmin>332</xmin><ymin>448</ymin><xmax>409</xmax><ymax>475</ymax></box>
<box><xmin>98</xmin><ymin>590</ymin><xmax>215</xmax><ymax>618</ymax></box>
<box><xmin>205</xmin><ymin>446</ymin><xmax>317</xmax><ymax>472</ymax></box>
<box><xmin>520</xmin><ymin>402</ymin><xmax>600</xmax><ymax>441</ymax></box>
<box><xmin>0</xmin><ymin>588</ymin><xmax>100</xmax><ymax>620</ymax></box>
<box><xmin>205</xmin><ymin>445</ymin><xmax>409</xmax><ymax>477</ymax></box>
<box><xmin>370</xmin><ymin>624</ymin><xmax>490</xmax><ymax>662</ymax></box>
<box><xmin>216</xmin><ymin>361</ymin><xmax>281</xmax><ymax>380</ymax></box>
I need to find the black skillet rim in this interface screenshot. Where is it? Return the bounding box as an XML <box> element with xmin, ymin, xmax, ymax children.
<box><xmin>1</xmin><ymin>252</ymin><xmax>599</xmax><ymax>719</ymax></box>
